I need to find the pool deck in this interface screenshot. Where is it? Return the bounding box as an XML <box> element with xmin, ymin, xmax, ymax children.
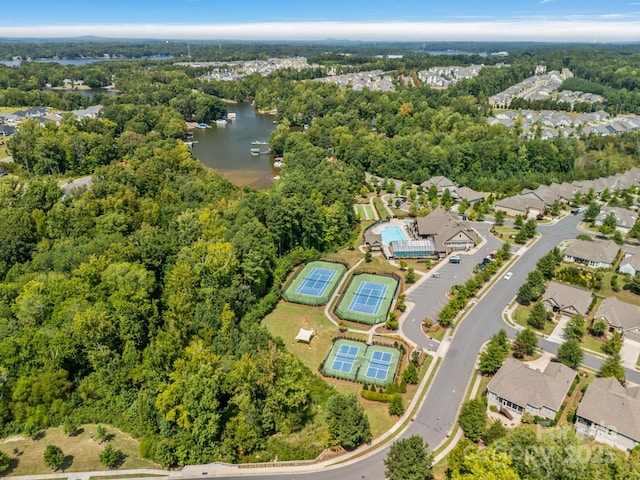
<box><xmin>370</xmin><ymin>218</ymin><xmax>417</xmax><ymax>257</ymax></box>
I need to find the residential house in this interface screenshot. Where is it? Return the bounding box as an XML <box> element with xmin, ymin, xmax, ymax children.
<box><xmin>420</xmin><ymin>176</ymin><xmax>457</xmax><ymax>195</ymax></box>
<box><xmin>452</xmin><ymin>186</ymin><xmax>485</xmax><ymax>205</ymax></box>
<box><xmin>541</xmin><ymin>281</ymin><xmax>592</xmax><ymax>316</ymax></box>
<box><xmin>619</xmin><ymin>253</ymin><xmax>640</xmax><ymax>276</ymax></box>
<box><xmin>412</xmin><ymin>206</ymin><xmax>476</xmax><ymax>257</ymax></box>
<box><xmin>486</xmin><ymin>358</ymin><xmax>576</xmax><ymax>423</ymax></box>
<box><xmin>594</xmin><ymin>206</ymin><xmax>638</xmax><ymax>235</ymax></box>
<box><xmin>592</xmin><ymin>296</ymin><xmax>640</xmax><ymax>341</ymax></box>
<box><xmin>575</xmin><ymin>377</ymin><xmax>640</xmax><ymax>452</ymax></box>
<box><xmin>562</xmin><ymin>239</ymin><xmax>620</xmax><ymax>269</ymax></box>
<box><xmin>495</xmin><ymin>194</ymin><xmax>545</xmax><ymax>218</ymax></box>
<box><xmin>0</xmin><ymin>125</ymin><xmax>15</xmax><ymax>137</ymax></box>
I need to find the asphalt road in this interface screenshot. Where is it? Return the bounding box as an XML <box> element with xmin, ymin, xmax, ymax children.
<box><xmin>205</xmin><ymin>213</ymin><xmax>640</xmax><ymax>480</ymax></box>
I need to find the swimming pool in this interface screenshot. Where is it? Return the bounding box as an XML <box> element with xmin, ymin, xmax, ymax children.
<box><xmin>380</xmin><ymin>226</ymin><xmax>408</xmax><ymax>244</ymax></box>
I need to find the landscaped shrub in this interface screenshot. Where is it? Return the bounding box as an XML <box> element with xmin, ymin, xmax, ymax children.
<box><xmin>361</xmin><ymin>389</ymin><xmax>395</xmax><ymax>403</ymax></box>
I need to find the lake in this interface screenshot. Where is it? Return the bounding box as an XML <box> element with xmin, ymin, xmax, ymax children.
<box><xmin>190</xmin><ymin>102</ymin><xmax>279</xmax><ymax>190</ymax></box>
<box><xmin>0</xmin><ymin>56</ymin><xmax>172</xmax><ymax>67</ymax></box>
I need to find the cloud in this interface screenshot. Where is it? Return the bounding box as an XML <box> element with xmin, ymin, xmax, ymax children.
<box><xmin>0</xmin><ymin>20</ymin><xmax>639</xmax><ymax>42</ymax></box>
<box><xmin>540</xmin><ymin>0</ymin><xmax>554</xmax><ymax>3</ymax></box>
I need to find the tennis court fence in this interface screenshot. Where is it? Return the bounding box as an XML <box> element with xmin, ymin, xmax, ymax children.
<box><xmin>283</xmin><ymin>261</ymin><xmax>347</xmax><ymax>306</ymax></box>
<box><xmin>334</xmin><ymin>273</ymin><xmax>399</xmax><ymax>325</ymax></box>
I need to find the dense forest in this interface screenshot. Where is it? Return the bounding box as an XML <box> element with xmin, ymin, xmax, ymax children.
<box><xmin>0</xmin><ymin>43</ymin><xmax>640</xmax><ymax>467</ymax></box>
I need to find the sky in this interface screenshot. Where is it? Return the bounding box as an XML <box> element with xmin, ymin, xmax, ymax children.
<box><xmin>1</xmin><ymin>0</ymin><xmax>639</xmax><ymax>42</ymax></box>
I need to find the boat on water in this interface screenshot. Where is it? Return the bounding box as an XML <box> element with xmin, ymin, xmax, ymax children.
<box><xmin>198</xmin><ymin>123</ymin><xmax>208</xmax><ymax>129</ymax></box>
<box><xmin>227</xmin><ymin>112</ymin><xmax>236</xmax><ymax>119</ymax></box>
<box><xmin>215</xmin><ymin>119</ymin><xmax>228</xmax><ymax>125</ymax></box>
<box><xmin>273</xmin><ymin>175</ymin><xmax>281</xmax><ymax>180</ymax></box>
<box><xmin>250</xmin><ymin>147</ymin><xmax>261</xmax><ymax>156</ymax></box>
<box><xmin>273</xmin><ymin>161</ymin><xmax>283</xmax><ymax>168</ymax></box>
<box><xmin>251</xmin><ymin>140</ymin><xmax>268</xmax><ymax>145</ymax></box>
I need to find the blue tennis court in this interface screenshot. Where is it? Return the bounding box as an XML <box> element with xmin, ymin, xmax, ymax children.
<box><xmin>295</xmin><ymin>267</ymin><xmax>337</xmax><ymax>297</ymax></box>
<box><xmin>365</xmin><ymin>350</ymin><xmax>393</xmax><ymax>380</ymax></box>
<box><xmin>348</xmin><ymin>281</ymin><xmax>388</xmax><ymax>315</ymax></box>
<box><xmin>331</xmin><ymin>344</ymin><xmax>360</xmax><ymax>373</ymax></box>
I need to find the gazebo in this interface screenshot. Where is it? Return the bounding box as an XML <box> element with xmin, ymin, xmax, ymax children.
<box><xmin>295</xmin><ymin>328</ymin><xmax>314</xmax><ymax>343</ymax></box>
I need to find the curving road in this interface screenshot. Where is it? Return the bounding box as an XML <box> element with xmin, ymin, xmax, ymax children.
<box><xmin>204</xmin><ymin>213</ymin><xmax>640</xmax><ymax>480</ymax></box>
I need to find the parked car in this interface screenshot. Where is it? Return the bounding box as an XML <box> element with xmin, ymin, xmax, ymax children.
<box><xmin>503</xmin><ymin>272</ymin><xmax>513</xmax><ymax>280</ymax></box>
<box><xmin>449</xmin><ymin>255</ymin><xmax>461</xmax><ymax>264</ymax></box>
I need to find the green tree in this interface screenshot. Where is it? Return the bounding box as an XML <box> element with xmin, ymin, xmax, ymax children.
<box><xmin>599</xmin><ymin>352</ymin><xmax>625</xmax><ymax>383</ymax></box>
<box><xmin>326</xmin><ymin>394</ymin><xmax>372</xmax><ymax>450</ymax></box>
<box><xmin>384</xmin><ymin>435</ymin><xmax>434</xmax><ymax>480</ymax></box>
<box><xmin>556</xmin><ymin>338</ymin><xmax>583</xmax><ymax>369</ymax></box>
<box><xmin>99</xmin><ymin>444</ymin><xmax>126</xmax><ymax>469</ymax></box>
<box><xmin>584</xmin><ymin>202</ymin><xmax>601</xmax><ymax>223</ymax></box>
<box><xmin>458</xmin><ymin>398</ymin><xmax>487</xmax><ymax>442</ymax></box>
<box><xmin>589</xmin><ymin>319</ymin><xmax>607</xmax><ymax>337</ymax></box>
<box><xmin>449</xmin><ymin>448</ymin><xmax>521</xmax><ymax>479</ymax></box>
<box><xmin>405</xmin><ymin>267</ymin><xmax>417</xmax><ymax>284</ymax></box>
<box><xmin>402</xmin><ymin>363</ymin><xmax>419</xmax><ymax>384</ymax></box>
<box><xmin>494</xmin><ymin>210</ymin><xmax>506</xmax><ymax>226</ymax></box>
<box><xmin>512</xmin><ymin>328</ymin><xmax>538</xmax><ymax>359</ymax></box>
<box><xmin>526</xmin><ymin>302</ymin><xmax>549</xmax><ymax>330</ymax></box>
<box><xmin>514</xmin><ymin>214</ymin><xmax>524</xmax><ymax>229</ymax></box>
<box><xmin>482</xmin><ymin>419</ymin><xmax>507</xmax><ymax>445</ymax></box>
<box><xmin>63</xmin><ymin>418</ymin><xmax>79</xmax><ymax>437</ymax></box>
<box><xmin>564</xmin><ymin>314</ymin><xmax>585</xmax><ymax>341</ymax></box>
<box><xmin>43</xmin><ymin>445</ymin><xmax>65</xmax><ymax>471</ymax></box>
<box><xmin>364</xmin><ymin>251</ymin><xmax>372</xmax><ymax>263</ymax></box>
<box><xmin>386</xmin><ymin>311</ymin><xmax>399</xmax><ymax>330</ymax></box>
<box><xmin>599</xmin><ymin>211</ymin><xmax>618</xmax><ymax>235</ymax></box>
<box><xmin>0</xmin><ymin>450</ymin><xmax>10</xmax><ymax>474</ymax></box>
<box><xmin>96</xmin><ymin>424</ymin><xmax>108</xmax><ymax>443</ymax></box>
<box><xmin>479</xmin><ymin>330</ymin><xmax>510</xmax><ymax>375</ymax></box>
<box><xmin>388</xmin><ymin>394</ymin><xmax>405</xmax><ymax>416</ymax></box>
<box><xmin>628</xmin><ymin>219</ymin><xmax>640</xmax><ymax>239</ymax></box>
<box><xmin>602</xmin><ymin>331</ymin><xmax>623</xmax><ymax>355</ymax></box>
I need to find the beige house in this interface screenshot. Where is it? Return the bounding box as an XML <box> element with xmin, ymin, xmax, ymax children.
<box><xmin>594</xmin><ymin>206</ymin><xmax>638</xmax><ymax>235</ymax></box>
<box><xmin>593</xmin><ymin>296</ymin><xmax>640</xmax><ymax>342</ymax></box>
<box><xmin>494</xmin><ymin>194</ymin><xmax>545</xmax><ymax>218</ymax></box>
<box><xmin>412</xmin><ymin>207</ymin><xmax>476</xmax><ymax>257</ymax></box>
<box><xmin>575</xmin><ymin>377</ymin><xmax>640</xmax><ymax>452</ymax></box>
<box><xmin>541</xmin><ymin>281</ymin><xmax>592</xmax><ymax>316</ymax></box>
<box><xmin>453</xmin><ymin>186</ymin><xmax>485</xmax><ymax>204</ymax></box>
<box><xmin>562</xmin><ymin>239</ymin><xmax>620</xmax><ymax>269</ymax></box>
<box><xmin>486</xmin><ymin>358</ymin><xmax>576</xmax><ymax>423</ymax></box>
<box><xmin>420</xmin><ymin>175</ymin><xmax>457</xmax><ymax>195</ymax></box>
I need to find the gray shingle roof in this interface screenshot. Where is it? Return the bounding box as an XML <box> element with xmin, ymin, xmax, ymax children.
<box><xmin>487</xmin><ymin>358</ymin><xmax>576</xmax><ymax>412</ymax></box>
<box><xmin>541</xmin><ymin>281</ymin><xmax>592</xmax><ymax>316</ymax></box>
<box><xmin>563</xmin><ymin>239</ymin><xmax>620</xmax><ymax>265</ymax></box>
<box><xmin>577</xmin><ymin>377</ymin><xmax>640</xmax><ymax>443</ymax></box>
<box><xmin>594</xmin><ymin>296</ymin><xmax>640</xmax><ymax>332</ymax></box>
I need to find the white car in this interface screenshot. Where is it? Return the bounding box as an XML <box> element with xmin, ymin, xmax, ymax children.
<box><xmin>503</xmin><ymin>272</ymin><xmax>513</xmax><ymax>280</ymax></box>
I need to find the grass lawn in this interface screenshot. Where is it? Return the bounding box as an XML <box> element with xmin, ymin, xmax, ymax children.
<box><xmin>364</xmin><ymin>204</ymin><xmax>375</xmax><ymax>219</ymax></box>
<box><xmin>372</xmin><ymin>197</ymin><xmax>390</xmax><ymax>220</ymax></box>
<box><xmin>262</xmin><ymin>302</ymin><xmax>338</xmax><ymax>374</ymax></box>
<box><xmin>557</xmin><ymin>371</ymin><xmax>593</xmax><ymax>427</ymax></box>
<box><xmin>0</xmin><ymin>424</ymin><xmax>160</xmax><ymax>476</ymax></box>
<box><xmin>581</xmin><ymin>333</ymin><xmax>607</xmax><ymax>354</ymax></box>
<box><xmin>513</xmin><ymin>304</ymin><xmax>556</xmax><ymax>336</ymax></box>
<box><xmin>596</xmin><ymin>271</ymin><xmax>640</xmax><ymax>307</ymax></box>
<box><xmin>423</xmin><ymin>324</ymin><xmax>448</xmax><ymax>342</ymax></box>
